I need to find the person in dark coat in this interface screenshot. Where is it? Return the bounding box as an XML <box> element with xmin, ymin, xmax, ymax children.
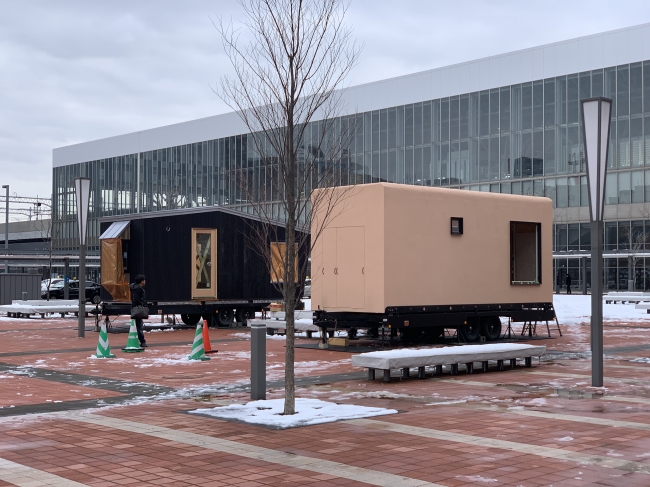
<box><xmin>130</xmin><ymin>274</ymin><xmax>147</xmax><ymax>347</ymax></box>
<box><xmin>565</xmin><ymin>274</ymin><xmax>572</xmax><ymax>294</ymax></box>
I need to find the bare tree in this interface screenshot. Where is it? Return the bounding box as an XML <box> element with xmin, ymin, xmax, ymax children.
<box><xmin>216</xmin><ymin>0</ymin><xmax>361</xmax><ymax>414</ymax></box>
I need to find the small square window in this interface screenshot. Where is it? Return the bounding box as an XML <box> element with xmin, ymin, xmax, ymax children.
<box><xmin>450</xmin><ymin>217</ymin><xmax>463</xmax><ymax>235</ymax></box>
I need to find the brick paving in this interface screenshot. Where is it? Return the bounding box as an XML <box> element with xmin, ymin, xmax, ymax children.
<box><xmin>1</xmin><ymin>307</ymin><xmax>650</xmax><ymax>485</ymax></box>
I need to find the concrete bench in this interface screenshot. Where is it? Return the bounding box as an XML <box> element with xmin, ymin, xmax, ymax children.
<box><xmin>248</xmin><ymin>318</ymin><xmax>319</xmax><ymax>337</ymax></box>
<box><xmin>634</xmin><ymin>303</ymin><xmax>650</xmax><ymax>313</ymax></box>
<box><xmin>605</xmin><ymin>293</ymin><xmax>650</xmax><ymax>304</ymax></box>
<box><xmin>11</xmin><ymin>299</ymin><xmax>79</xmax><ymax>306</ymax></box>
<box><xmin>269</xmin><ymin>310</ymin><xmax>313</xmax><ymax>320</ymax></box>
<box><xmin>351</xmin><ymin>343</ymin><xmax>547</xmax><ymax>382</ymax></box>
<box><xmin>0</xmin><ymin>303</ymin><xmax>95</xmax><ymax>318</ymax></box>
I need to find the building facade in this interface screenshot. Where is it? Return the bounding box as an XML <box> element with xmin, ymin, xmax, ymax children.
<box><xmin>53</xmin><ymin>23</ymin><xmax>650</xmax><ymax>291</ymax></box>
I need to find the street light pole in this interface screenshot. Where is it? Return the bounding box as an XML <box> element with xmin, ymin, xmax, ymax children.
<box><xmin>581</xmin><ymin>97</ymin><xmax>612</xmax><ymax>388</ymax></box>
<box><xmin>74</xmin><ymin>178</ymin><xmax>91</xmax><ymax>338</ymax></box>
<box><xmin>2</xmin><ymin>185</ymin><xmax>8</xmax><ymax>274</ymax></box>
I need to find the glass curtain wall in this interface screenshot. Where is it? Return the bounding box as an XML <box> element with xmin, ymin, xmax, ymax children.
<box><xmin>53</xmin><ymin>60</ymin><xmax>650</xmax><ymax>255</ymax></box>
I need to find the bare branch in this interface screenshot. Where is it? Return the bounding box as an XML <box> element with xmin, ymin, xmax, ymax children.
<box><xmin>215</xmin><ymin>0</ymin><xmax>361</xmax><ymax>415</ymax></box>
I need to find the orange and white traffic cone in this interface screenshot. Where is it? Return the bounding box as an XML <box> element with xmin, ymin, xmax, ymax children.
<box><xmin>202</xmin><ymin>320</ymin><xmax>218</xmax><ymax>354</ymax></box>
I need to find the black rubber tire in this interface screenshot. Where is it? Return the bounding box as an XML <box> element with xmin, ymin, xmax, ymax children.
<box><xmin>216</xmin><ymin>308</ymin><xmax>235</xmax><ymax>327</ymax></box>
<box><xmin>482</xmin><ymin>317</ymin><xmax>502</xmax><ymax>341</ymax></box>
<box><xmin>460</xmin><ymin>320</ymin><xmax>481</xmax><ymax>342</ymax></box>
<box><xmin>180</xmin><ymin>314</ymin><xmax>202</xmax><ymax>326</ymax></box>
<box><xmin>91</xmin><ymin>294</ymin><xmax>101</xmax><ymax>305</ymax></box>
<box><xmin>235</xmin><ymin>308</ymin><xmax>254</xmax><ymax>323</ymax></box>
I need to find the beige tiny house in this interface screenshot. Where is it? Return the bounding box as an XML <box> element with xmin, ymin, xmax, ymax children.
<box><xmin>311</xmin><ymin>183</ymin><xmax>553</xmax><ymax>314</ymax></box>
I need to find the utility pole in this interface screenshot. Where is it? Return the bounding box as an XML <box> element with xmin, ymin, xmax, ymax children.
<box><xmin>2</xmin><ymin>185</ymin><xmax>8</xmax><ymax>274</ymax></box>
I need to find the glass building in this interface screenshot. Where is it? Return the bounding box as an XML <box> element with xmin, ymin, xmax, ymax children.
<box><xmin>52</xmin><ymin>23</ymin><xmax>650</xmax><ymax>290</ymax></box>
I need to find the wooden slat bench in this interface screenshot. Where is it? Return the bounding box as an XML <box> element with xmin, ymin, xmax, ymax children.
<box><xmin>351</xmin><ymin>343</ymin><xmax>546</xmax><ymax>382</ymax></box>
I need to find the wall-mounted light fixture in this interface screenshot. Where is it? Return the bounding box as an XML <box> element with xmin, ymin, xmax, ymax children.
<box><xmin>450</xmin><ymin>217</ymin><xmax>463</xmax><ymax>235</ymax></box>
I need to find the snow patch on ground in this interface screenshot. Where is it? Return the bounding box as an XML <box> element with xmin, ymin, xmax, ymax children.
<box><xmin>189</xmin><ymin>398</ymin><xmax>396</xmax><ymax>429</ymax></box>
<box><xmin>427</xmin><ymin>399</ymin><xmax>468</xmax><ymax>406</ymax></box>
<box><xmin>456</xmin><ymin>475</ymin><xmax>498</xmax><ymax>483</ymax></box>
<box><xmin>630</xmin><ymin>357</ymin><xmax>650</xmax><ymax>364</ymax></box>
<box><xmin>554</xmin><ymin>294</ymin><xmax>650</xmax><ymax>325</ymax></box>
<box><xmin>555</xmin><ymin>436</ymin><xmax>574</xmax><ymax>442</ymax></box>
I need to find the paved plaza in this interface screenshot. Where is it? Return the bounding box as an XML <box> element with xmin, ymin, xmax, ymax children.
<box><xmin>1</xmin><ymin>300</ymin><xmax>650</xmax><ymax>486</ymax></box>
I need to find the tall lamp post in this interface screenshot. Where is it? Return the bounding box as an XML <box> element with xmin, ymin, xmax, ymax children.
<box><xmin>581</xmin><ymin>97</ymin><xmax>612</xmax><ymax>388</ymax></box>
<box><xmin>2</xmin><ymin>185</ymin><xmax>7</xmax><ymax>274</ymax></box>
<box><xmin>75</xmin><ymin>178</ymin><xmax>91</xmax><ymax>338</ymax></box>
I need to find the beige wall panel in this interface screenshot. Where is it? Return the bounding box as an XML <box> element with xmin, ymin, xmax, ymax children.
<box><xmin>313</xmin><ymin>183</ymin><xmax>553</xmax><ymax>313</ymax></box>
<box><xmin>383</xmin><ymin>184</ymin><xmax>553</xmax><ymax>307</ymax></box>
<box><xmin>311</xmin><ymin>185</ymin><xmax>384</xmax><ymax>312</ymax></box>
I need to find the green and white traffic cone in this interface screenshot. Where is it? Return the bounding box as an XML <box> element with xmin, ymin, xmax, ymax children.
<box><xmin>95</xmin><ymin>322</ymin><xmax>116</xmax><ymax>358</ymax></box>
<box><xmin>188</xmin><ymin>324</ymin><xmax>210</xmax><ymax>361</ymax></box>
<box><xmin>122</xmin><ymin>320</ymin><xmax>144</xmax><ymax>353</ymax></box>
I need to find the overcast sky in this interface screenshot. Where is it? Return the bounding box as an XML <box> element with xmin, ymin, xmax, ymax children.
<box><xmin>2</xmin><ymin>0</ymin><xmax>650</xmax><ymax>207</ymax></box>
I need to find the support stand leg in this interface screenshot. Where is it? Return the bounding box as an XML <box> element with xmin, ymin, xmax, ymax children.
<box><xmin>368</xmin><ymin>368</ymin><xmax>375</xmax><ymax>380</ymax></box>
<box><xmin>402</xmin><ymin>367</ymin><xmax>410</xmax><ymax>379</ymax></box>
<box><xmin>525</xmin><ymin>357</ymin><xmax>532</xmax><ymax>368</ymax></box>
<box><xmin>510</xmin><ymin>358</ymin><xmax>516</xmax><ymax>369</ymax></box>
<box><xmin>383</xmin><ymin>369</ymin><xmax>391</xmax><ymax>382</ymax></box>
<box><xmin>497</xmin><ymin>360</ymin><xmax>504</xmax><ymax>371</ymax></box>
<box><xmin>482</xmin><ymin>361</ymin><xmax>488</xmax><ymax>372</ymax></box>
<box><xmin>466</xmin><ymin>363</ymin><xmax>474</xmax><ymax>374</ymax></box>
<box><xmin>435</xmin><ymin>365</ymin><xmax>443</xmax><ymax>376</ymax></box>
<box><xmin>418</xmin><ymin>366</ymin><xmax>425</xmax><ymax>379</ymax></box>
<box><xmin>451</xmin><ymin>364</ymin><xmax>458</xmax><ymax>375</ymax></box>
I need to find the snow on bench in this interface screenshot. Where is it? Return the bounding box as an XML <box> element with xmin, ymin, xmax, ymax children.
<box><xmin>11</xmin><ymin>299</ymin><xmax>79</xmax><ymax>306</ymax></box>
<box><xmin>0</xmin><ymin>303</ymin><xmax>95</xmax><ymax>318</ymax></box>
<box><xmin>605</xmin><ymin>293</ymin><xmax>650</xmax><ymax>304</ymax></box>
<box><xmin>269</xmin><ymin>310</ymin><xmax>312</xmax><ymax>320</ymax></box>
<box><xmin>634</xmin><ymin>303</ymin><xmax>650</xmax><ymax>313</ymax></box>
<box><xmin>248</xmin><ymin>318</ymin><xmax>319</xmax><ymax>337</ymax></box>
<box><xmin>351</xmin><ymin>343</ymin><xmax>546</xmax><ymax>382</ymax></box>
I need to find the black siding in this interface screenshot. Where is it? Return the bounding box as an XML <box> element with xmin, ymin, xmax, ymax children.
<box><xmin>100</xmin><ymin>209</ymin><xmax>297</xmax><ymax>302</ymax></box>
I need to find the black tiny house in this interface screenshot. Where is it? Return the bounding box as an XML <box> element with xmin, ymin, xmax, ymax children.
<box><xmin>98</xmin><ymin>206</ymin><xmax>303</xmax><ymax>326</ymax></box>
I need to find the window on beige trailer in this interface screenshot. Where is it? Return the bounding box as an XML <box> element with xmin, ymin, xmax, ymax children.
<box><xmin>510</xmin><ymin>222</ymin><xmax>541</xmax><ymax>285</ymax></box>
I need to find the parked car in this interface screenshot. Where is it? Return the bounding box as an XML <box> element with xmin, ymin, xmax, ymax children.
<box><xmin>41</xmin><ymin>278</ymin><xmax>64</xmax><ymax>292</ymax></box>
<box><xmin>41</xmin><ymin>280</ymin><xmax>101</xmax><ymax>304</ymax></box>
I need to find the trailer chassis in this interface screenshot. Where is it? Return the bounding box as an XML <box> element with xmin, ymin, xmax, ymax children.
<box><xmin>94</xmin><ymin>299</ymin><xmax>273</xmax><ymax>330</ymax></box>
<box><xmin>313</xmin><ymin>302</ymin><xmax>556</xmax><ymax>343</ymax></box>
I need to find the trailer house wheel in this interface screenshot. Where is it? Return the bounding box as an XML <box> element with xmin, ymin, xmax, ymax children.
<box><xmin>181</xmin><ymin>314</ymin><xmax>202</xmax><ymax>326</ymax></box>
<box><xmin>460</xmin><ymin>320</ymin><xmax>481</xmax><ymax>342</ymax></box>
<box><xmin>216</xmin><ymin>308</ymin><xmax>235</xmax><ymax>327</ymax></box>
<box><xmin>235</xmin><ymin>308</ymin><xmax>253</xmax><ymax>323</ymax></box>
<box><xmin>482</xmin><ymin>317</ymin><xmax>502</xmax><ymax>341</ymax></box>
